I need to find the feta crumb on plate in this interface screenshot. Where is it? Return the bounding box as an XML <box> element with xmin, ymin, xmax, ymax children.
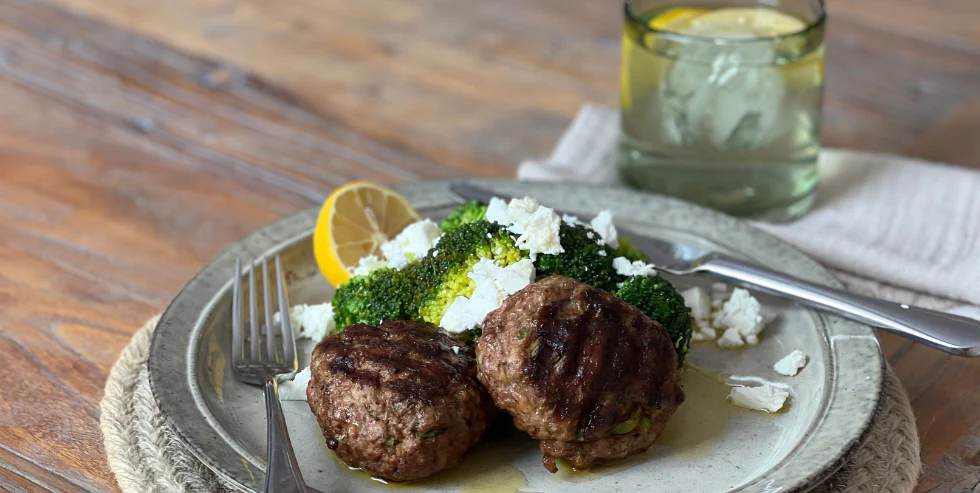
<box><xmin>273</xmin><ymin>303</ymin><xmax>337</xmax><ymax>342</ymax></box>
<box><xmin>380</xmin><ymin>218</ymin><xmax>443</xmax><ymax>269</ymax></box>
<box><xmin>278</xmin><ymin>366</ymin><xmax>311</xmax><ymax>401</ymax></box>
<box><xmin>612</xmin><ymin>257</ymin><xmax>657</xmax><ymax>277</ymax></box>
<box><xmin>682</xmin><ymin>287</ymin><xmax>711</xmax><ymax>325</ymax></box>
<box><xmin>713</xmin><ymin>288</ymin><xmax>767</xmax><ymax>347</ymax></box>
<box><xmin>682</xmin><ymin>287</ymin><xmax>717</xmax><ymax>341</ymax></box>
<box><xmin>589</xmin><ymin>210</ymin><xmax>619</xmax><ymax>249</ymax></box>
<box><xmin>729</xmin><ymin>383</ymin><xmax>789</xmax><ymax>413</ymax></box>
<box><xmin>439</xmin><ymin>258</ymin><xmax>536</xmax><ymax>333</ymax></box>
<box><xmin>774</xmin><ymin>350</ymin><xmax>808</xmax><ymax>376</ymax></box>
<box><xmin>710</xmin><ymin>283</ymin><xmax>729</xmax><ymax>308</ymax></box>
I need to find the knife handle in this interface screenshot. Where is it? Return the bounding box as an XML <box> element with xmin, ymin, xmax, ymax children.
<box><xmin>695</xmin><ymin>255</ymin><xmax>980</xmax><ymax>356</ymax></box>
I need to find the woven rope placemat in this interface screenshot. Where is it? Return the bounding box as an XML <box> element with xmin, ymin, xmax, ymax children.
<box><xmin>101</xmin><ymin>316</ymin><xmax>921</xmax><ymax>493</ymax></box>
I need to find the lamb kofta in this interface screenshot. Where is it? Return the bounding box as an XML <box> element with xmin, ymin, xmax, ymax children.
<box><xmin>476</xmin><ymin>275</ymin><xmax>685</xmax><ymax>472</ymax></box>
<box><xmin>306</xmin><ymin>320</ymin><xmax>495</xmax><ymax>481</ymax></box>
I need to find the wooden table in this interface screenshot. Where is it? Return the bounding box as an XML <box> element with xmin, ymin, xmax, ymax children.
<box><xmin>0</xmin><ymin>0</ymin><xmax>978</xmax><ymax>491</ymax></box>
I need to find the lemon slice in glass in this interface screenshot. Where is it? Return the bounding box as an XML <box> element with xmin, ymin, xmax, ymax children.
<box><xmin>650</xmin><ymin>7</ymin><xmax>709</xmax><ymax>32</ymax></box>
<box><xmin>679</xmin><ymin>7</ymin><xmax>807</xmax><ymax>38</ymax></box>
<box><xmin>621</xmin><ymin>8</ymin><xmax>707</xmax><ymax>111</ymax></box>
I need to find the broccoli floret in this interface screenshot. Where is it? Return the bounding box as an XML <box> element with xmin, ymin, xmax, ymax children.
<box><xmin>332</xmin><ymin>268</ymin><xmax>416</xmax><ymax>327</ymax></box>
<box><xmin>608</xmin><ymin>236</ymin><xmax>649</xmax><ymax>263</ymax></box>
<box><xmin>332</xmin><ymin>220</ymin><xmax>527</xmax><ymax>331</ymax></box>
<box><xmin>414</xmin><ymin>220</ymin><xmax>526</xmax><ymax>323</ymax></box>
<box><xmin>615</xmin><ymin>275</ymin><xmax>692</xmax><ymax>366</ymax></box>
<box><xmin>440</xmin><ymin>200</ymin><xmax>488</xmax><ymax>233</ymax></box>
<box><xmin>453</xmin><ymin>327</ymin><xmax>482</xmax><ymax>348</ymax></box>
<box><xmin>534</xmin><ymin>223</ymin><xmax>624</xmax><ymax>292</ymax></box>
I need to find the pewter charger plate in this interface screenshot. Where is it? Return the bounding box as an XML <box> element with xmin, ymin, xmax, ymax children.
<box><xmin>149</xmin><ymin>180</ymin><xmax>884</xmax><ymax>493</ymax></box>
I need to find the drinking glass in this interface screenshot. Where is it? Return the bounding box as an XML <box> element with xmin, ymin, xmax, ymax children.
<box><xmin>619</xmin><ymin>0</ymin><xmax>826</xmax><ymax>221</ymax></box>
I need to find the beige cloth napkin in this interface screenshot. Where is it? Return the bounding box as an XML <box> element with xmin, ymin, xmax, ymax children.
<box><xmin>519</xmin><ymin>104</ymin><xmax>980</xmax><ymax>318</ymax></box>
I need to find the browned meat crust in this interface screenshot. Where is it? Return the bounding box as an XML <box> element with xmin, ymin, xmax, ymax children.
<box><xmin>476</xmin><ymin>275</ymin><xmax>684</xmax><ymax>472</ymax></box>
<box><xmin>307</xmin><ymin>320</ymin><xmax>494</xmax><ymax>481</ymax></box>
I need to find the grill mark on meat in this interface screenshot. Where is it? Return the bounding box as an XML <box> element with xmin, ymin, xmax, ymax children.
<box><xmin>318</xmin><ymin>321</ymin><xmax>474</xmax><ymax>406</ymax></box>
<box><xmin>523</xmin><ymin>283</ymin><xmax>670</xmax><ymax>439</ymax></box>
<box><xmin>309</xmin><ymin>320</ymin><xmax>493</xmax><ymax>481</ymax></box>
<box><xmin>478</xmin><ymin>275</ymin><xmax>685</xmax><ymax>472</ymax></box>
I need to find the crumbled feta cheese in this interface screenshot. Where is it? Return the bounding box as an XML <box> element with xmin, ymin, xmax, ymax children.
<box><xmin>487</xmin><ymin>233</ymin><xmax>492</xmax><ymax>239</ymax></box>
<box><xmin>717</xmin><ymin>328</ymin><xmax>747</xmax><ymax>348</ymax></box>
<box><xmin>273</xmin><ymin>303</ymin><xmax>337</xmax><ymax>341</ymax></box>
<box><xmin>690</xmin><ymin>327</ymin><xmax>717</xmax><ymax>342</ymax></box>
<box><xmin>298</xmin><ymin>303</ymin><xmax>336</xmax><ymax>341</ymax></box>
<box><xmin>475</xmin><ymin>258</ymin><xmax>536</xmax><ymax>295</ymax></box>
<box><xmin>350</xmin><ymin>254</ymin><xmax>386</xmax><ymax>277</ymax></box>
<box><xmin>597</xmin><ymin>250</ymin><xmax>607</xmax><ymax>257</ymax></box>
<box><xmin>438</xmin><ymin>259</ymin><xmax>536</xmax><ymax>333</ymax></box>
<box><xmin>712</xmin><ymin>288</ymin><xmax>766</xmax><ymax>347</ymax></box>
<box><xmin>682</xmin><ymin>287</ymin><xmax>711</xmax><ymax>326</ymax></box>
<box><xmin>278</xmin><ymin>367</ymin><xmax>311</xmax><ymax>401</ymax></box>
<box><xmin>589</xmin><ymin>210</ymin><xmax>619</xmax><ymax>249</ymax></box>
<box><xmin>452</xmin><ymin>346</ymin><xmax>460</xmax><ymax>355</ymax></box>
<box><xmin>710</xmin><ymin>283</ymin><xmax>729</xmax><ymax>308</ymax></box>
<box><xmin>486</xmin><ymin>197</ymin><xmax>563</xmax><ymax>256</ymax></box>
<box><xmin>612</xmin><ymin>257</ymin><xmax>657</xmax><ymax>277</ymax></box>
<box><xmin>505</xmin><ymin>198</ymin><xmax>541</xmax><ymax>227</ymax></box>
<box><xmin>512</xmin><ymin>207</ymin><xmax>563</xmax><ymax>256</ymax></box>
<box><xmin>729</xmin><ymin>383</ymin><xmax>789</xmax><ymax>413</ymax></box>
<box><xmin>485</xmin><ymin>197</ymin><xmax>510</xmax><ymax>225</ymax></box>
<box><xmin>381</xmin><ymin>219</ymin><xmax>443</xmax><ymax>269</ymax></box>
<box><xmin>774</xmin><ymin>350</ymin><xmax>808</xmax><ymax>377</ymax></box>
<box><xmin>682</xmin><ymin>287</ymin><xmax>716</xmax><ymax>341</ymax></box>
<box><xmin>273</xmin><ymin>304</ymin><xmax>305</xmax><ymax>334</ymax></box>
<box><xmin>439</xmin><ymin>296</ymin><xmax>478</xmax><ymax>333</ymax></box>
<box><xmin>561</xmin><ymin>214</ymin><xmax>585</xmax><ymax>226</ymax></box>
<box><xmin>587</xmin><ymin>232</ymin><xmax>595</xmax><ymax>239</ymax></box>
<box><xmin>431</xmin><ymin>249</ymin><xmax>439</xmax><ymax>257</ymax></box>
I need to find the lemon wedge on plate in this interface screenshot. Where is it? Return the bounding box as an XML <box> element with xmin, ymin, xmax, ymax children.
<box><xmin>313</xmin><ymin>181</ymin><xmax>420</xmax><ymax>287</ymax></box>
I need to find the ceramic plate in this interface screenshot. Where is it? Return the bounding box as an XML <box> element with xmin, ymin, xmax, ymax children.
<box><xmin>149</xmin><ymin>180</ymin><xmax>884</xmax><ymax>493</ymax></box>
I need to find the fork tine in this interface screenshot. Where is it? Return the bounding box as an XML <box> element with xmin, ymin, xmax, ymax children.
<box><xmin>232</xmin><ymin>257</ymin><xmax>243</xmax><ymax>367</ymax></box>
<box><xmin>248</xmin><ymin>257</ymin><xmax>259</xmax><ymax>363</ymax></box>
<box><xmin>262</xmin><ymin>257</ymin><xmax>276</xmax><ymax>363</ymax></box>
<box><xmin>276</xmin><ymin>255</ymin><xmax>296</xmax><ymax>368</ymax></box>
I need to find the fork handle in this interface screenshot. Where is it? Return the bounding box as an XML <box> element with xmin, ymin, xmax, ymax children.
<box><xmin>264</xmin><ymin>377</ymin><xmax>309</xmax><ymax>493</ymax></box>
<box><xmin>695</xmin><ymin>254</ymin><xmax>980</xmax><ymax>356</ymax></box>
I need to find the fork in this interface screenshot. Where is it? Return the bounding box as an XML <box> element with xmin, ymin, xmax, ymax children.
<box><xmin>232</xmin><ymin>255</ymin><xmax>310</xmax><ymax>493</ymax></box>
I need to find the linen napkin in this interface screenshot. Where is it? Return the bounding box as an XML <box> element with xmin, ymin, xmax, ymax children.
<box><xmin>518</xmin><ymin>104</ymin><xmax>980</xmax><ymax>319</ymax></box>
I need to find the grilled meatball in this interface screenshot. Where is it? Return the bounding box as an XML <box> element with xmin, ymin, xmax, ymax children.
<box><xmin>476</xmin><ymin>275</ymin><xmax>685</xmax><ymax>472</ymax></box>
<box><xmin>307</xmin><ymin>320</ymin><xmax>494</xmax><ymax>481</ymax></box>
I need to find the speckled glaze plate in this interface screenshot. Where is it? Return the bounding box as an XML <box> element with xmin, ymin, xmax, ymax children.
<box><xmin>149</xmin><ymin>180</ymin><xmax>884</xmax><ymax>493</ymax></box>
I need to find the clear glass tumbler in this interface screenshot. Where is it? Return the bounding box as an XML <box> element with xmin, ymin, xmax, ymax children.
<box><xmin>618</xmin><ymin>0</ymin><xmax>826</xmax><ymax>221</ymax></box>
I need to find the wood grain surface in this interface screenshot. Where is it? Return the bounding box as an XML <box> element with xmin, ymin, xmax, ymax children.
<box><xmin>0</xmin><ymin>0</ymin><xmax>977</xmax><ymax>491</ymax></box>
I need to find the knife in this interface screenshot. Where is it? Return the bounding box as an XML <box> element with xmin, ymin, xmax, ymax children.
<box><xmin>450</xmin><ymin>182</ymin><xmax>980</xmax><ymax>356</ymax></box>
